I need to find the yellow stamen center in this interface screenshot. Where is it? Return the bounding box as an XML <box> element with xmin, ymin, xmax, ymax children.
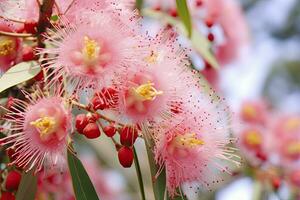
<box><xmin>30</xmin><ymin>117</ymin><xmax>56</xmax><ymax>138</ymax></box>
<box><xmin>242</xmin><ymin>105</ymin><xmax>257</xmax><ymax>119</ymax></box>
<box><xmin>287</xmin><ymin>142</ymin><xmax>300</xmax><ymax>155</ymax></box>
<box><xmin>284</xmin><ymin>118</ymin><xmax>300</xmax><ymax>132</ymax></box>
<box><xmin>0</xmin><ymin>38</ymin><xmax>14</xmax><ymax>56</ymax></box>
<box><xmin>82</xmin><ymin>36</ymin><xmax>100</xmax><ymax>64</ymax></box>
<box><xmin>245</xmin><ymin>130</ymin><xmax>262</xmax><ymax>146</ymax></box>
<box><xmin>132</xmin><ymin>81</ymin><xmax>163</xmax><ymax>101</ymax></box>
<box><xmin>175</xmin><ymin>133</ymin><xmax>205</xmax><ymax>148</ymax></box>
<box><xmin>144</xmin><ymin>51</ymin><xmax>158</xmax><ymax>63</ymax></box>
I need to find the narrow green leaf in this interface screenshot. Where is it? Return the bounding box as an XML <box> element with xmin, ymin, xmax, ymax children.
<box><xmin>67</xmin><ymin>150</ymin><xmax>100</xmax><ymax>200</ymax></box>
<box><xmin>136</xmin><ymin>0</ymin><xmax>143</xmax><ymax>11</ymax></box>
<box><xmin>0</xmin><ymin>61</ymin><xmax>40</xmax><ymax>94</ymax></box>
<box><xmin>16</xmin><ymin>170</ymin><xmax>37</xmax><ymax>200</ymax></box>
<box><xmin>142</xmin><ymin>9</ymin><xmax>219</xmax><ymax>69</ymax></box>
<box><xmin>133</xmin><ymin>146</ymin><xmax>146</xmax><ymax>200</ymax></box>
<box><xmin>176</xmin><ymin>0</ymin><xmax>192</xmax><ymax>38</ymax></box>
<box><xmin>144</xmin><ymin>138</ymin><xmax>166</xmax><ymax>200</ymax></box>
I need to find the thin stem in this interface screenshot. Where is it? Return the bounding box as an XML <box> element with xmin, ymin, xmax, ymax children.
<box><xmin>0</xmin><ymin>16</ymin><xmax>25</xmax><ymax>23</ymax></box>
<box><xmin>70</xmin><ymin>99</ymin><xmax>124</xmax><ymax>126</ymax></box>
<box><xmin>0</xmin><ymin>31</ymin><xmax>33</xmax><ymax>38</ymax></box>
<box><xmin>133</xmin><ymin>146</ymin><xmax>146</xmax><ymax>200</ymax></box>
<box><xmin>37</xmin><ymin>0</ymin><xmax>55</xmax><ymax>48</ymax></box>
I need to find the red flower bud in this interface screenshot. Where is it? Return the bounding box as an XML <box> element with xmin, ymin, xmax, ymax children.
<box><xmin>205</xmin><ymin>19</ymin><xmax>214</xmax><ymax>28</ymax></box>
<box><xmin>118</xmin><ymin>146</ymin><xmax>134</xmax><ymax>168</ymax></box>
<box><xmin>24</xmin><ymin>20</ymin><xmax>37</xmax><ymax>34</ymax></box>
<box><xmin>207</xmin><ymin>33</ymin><xmax>215</xmax><ymax>42</ymax></box>
<box><xmin>5</xmin><ymin>170</ymin><xmax>21</xmax><ymax>190</ymax></box>
<box><xmin>0</xmin><ymin>192</ymin><xmax>15</xmax><ymax>200</ymax></box>
<box><xmin>83</xmin><ymin>123</ymin><xmax>101</xmax><ymax>139</ymax></box>
<box><xmin>22</xmin><ymin>46</ymin><xmax>35</xmax><ymax>61</ymax></box>
<box><xmin>120</xmin><ymin>126</ymin><xmax>138</xmax><ymax>147</ymax></box>
<box><xmin>168</xmin><ymin>8</ymin><xmax>178</xmax><ymax>18</ymax></box>
<box><xmin>75</xmin><ymin>114</ymin><xmax>89</xmax><ymax>134</ymax></box>
<box><xmin>91</xmin><ymin>96</ymin><xmax>107</xmax><ymax>110</ymax></box>
<box><xmin>103</xmin><ymin>125</ymin><xmax>116</xmax><ymax>137</ymax></box>
<box><xmin>272</xmin><ymin>177</ymin><xmax>281</xmax><ymax>190</ymax></box>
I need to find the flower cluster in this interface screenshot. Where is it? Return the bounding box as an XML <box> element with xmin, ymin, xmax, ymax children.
<box><xmin>0</xmin><ymin>0</ymin><xmax>239</xmax><ymax>198</ymax></box>
<box><xmin>236</xmin><ymin>99</ymin><xmax>300</xmax><ymax>192</ymax></box>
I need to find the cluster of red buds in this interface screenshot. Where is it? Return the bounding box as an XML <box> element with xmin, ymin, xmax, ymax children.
<box><xmin>74</xmin><ymin>89</ymin><xmax>139</xmax><ymax>168</ymax></box>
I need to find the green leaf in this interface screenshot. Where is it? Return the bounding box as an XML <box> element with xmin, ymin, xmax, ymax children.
<box><xmin>16</xmin><ymin>170</ymin><xmax>37</xmax><ymax>200</ymax></box>
<box><xmin>142</xmin><ymin>9</ymin><xmax>219</xmax><ymax>69</ymax></box>
<box><xmin>144</xmin><ymin>138</ymin><xmax>166</xmax><ymax>200</ymax></box>
<box><xmin>133</xmin><ymin>146</ymin><xmax>146</xmax><ymax>200</ymax></box>
<box><xmin>67</xmin><ymin>149</ymin><xmax>100</xmax><ymax>200</ymax></box>
<box><xmin>136</xmin><ymin>0</ymin><xmax>143</xmax><ymax>11</ymax></box>
<box><xmin>176</xmin><ymin>0</ymin><xmax>192</xmax><ymax>38</ymax></box>
<box><xmin>0</xmin><ymin>61</ymin><xmax>40</xmax><ymax>94</ymax></box>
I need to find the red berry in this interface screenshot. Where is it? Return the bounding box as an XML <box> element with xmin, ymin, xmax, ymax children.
<box><xmin>91</xmin><ymin>96</ymin><xmax>107</xmax><ymax>110</ymax></box>
<box><xmin>207</xmin><ymin>33</ymin><xmax>215</xmax><ymax>42</ymax></box>
<box><xmin>22</xmin><ymin>46</ymin><xmax>35</xmax><ymax>61</ymax></box>
<box><xmin>5</xmin><ymin>171</ymin><xmax>21</xmax><ymax>190</ymax></box>
<box><xmin>120</xmin><ymin>126</ymin><xmax>138</xmax><ymax>147</ymax></box>
<box><xmin>255</xmin><ymin>150</ymin><xmax>267</xmax><ymax>162</ymax></box>
<box><xmin>168</xmin><ymin>8</ymin><xmax>178</xmax><ymax>17</ymax></box>
<box><xmin>75</xmin><ymin>114</ymin><xmax>89</xmax><ymax>134</ymax></box>
<box><xmin>205</xmin><ymin>19</ymin><xmax>214</xmax><ymax>28</ymax></box>
<box><xmin>153</xmin><ymin>6</ymin><xmax>161</xmax><ymax>11</ymax></box>
<box><xmin>103</xmin><ymin>125</ymin><xmax>116</xmax><ymax>137</ymax></box>
<box><xmin>24</xmin><ymin>20</ymin><xmax>37</xmax><ymax>34</ymax></box>
<box><xmin>272</xmin><ymin>177</ymin><xmax>281</xmax><ymax>190</ymax></box>
<box><xmin>0</xmin><ymin>192</ymin><xmax>15</xmax><ymax>200</ymax></box>
<box><xmin>195</xmin><ymin>0</ymin><xmax>203</xmax><ymax>7</ymax></box>
<box><xmin>118</xmin><ymin>146</ymin><xmax>134</xmax><ymax>168</ymax></box>
<box><xmin>83</xmin><ymin>123</ymin><xmax>101</xmax><ymax>139</ymax></box>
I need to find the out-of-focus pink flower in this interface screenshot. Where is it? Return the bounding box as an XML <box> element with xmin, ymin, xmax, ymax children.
<box><xmin>38</xmin><ymin>10</ymin><xmax>142</xmax><ymax>92</ymax></box>
<box><xmin>0</xmin><ymin>19</ymin><xmax>22</xmax><ymax>75</ymax></box>
<box><xmin>269</xmin><ymin>115</ymin><xmax>300</xmax><ymax>163</ymax></box>
<box><xmin>108</xmin><ymin>31</ymin><xmax>190</xmax><ymax>128</ymax></box>
<box><xmin>0</xmin><ymin>91</ymin><xmax>72</xmax><ymax>173</ymax></box>
<box><xmin>146</xmin><ymin>0</ymin><xmax>249</xmax><ymax>65</ymax></box>
<box><xmin>237</xmin><ymin>125</ymin><xmax>268</xmax><ymax>165</ymax></box>
<box><xmin>202</xmin><ymin>0</ymin><xmax>250</xmax><ymax>65</ymax></box>
<box><xmin>288</xmin><ymin>169</ymin><xmax>300</xmax><ymax>188</ymax></box>
<box><xmin>154</xmin><ymin>75</ymin><xmax>238</xmax><ymax>197</ymax></box>
<box><xmin>239</xmin><ymin>100</ymin><xmax>269</xmax><ymax>125</ymax></box>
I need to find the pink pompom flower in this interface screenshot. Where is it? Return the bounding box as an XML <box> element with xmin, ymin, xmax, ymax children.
<box><xmin>38</xmin><ymin>10</ymin><xmax>142</xmax><ymax>93</ymax></box>
<box><xmin>153</xmin><ymin>75</ymin><xmax>239</xmax><ymax>197</ymax></box>
<box><xmin>101</xmin><ymin>32</ymin><xmax>190</xmax><ymax>129</ymax></box>
<box><xmin>0</xmin><ymin>90</ymin><xmax>72</xmax><ymax>173</ymax></box>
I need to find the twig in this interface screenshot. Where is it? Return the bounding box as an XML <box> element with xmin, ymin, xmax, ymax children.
<box><xmin>0</xmin><ymin>31</ymin><xmax>33</xmax><ymax>38</ymax></box>
<box><xmin>36</xmin><ymin>0</ymin><xmax>55</xmax><ymax>48</ymax></box>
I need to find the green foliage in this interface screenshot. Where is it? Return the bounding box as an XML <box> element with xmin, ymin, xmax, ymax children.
<box><xmin>136</xmin><ymin>0</ymin><xmax>144</xmax><ymax>11</ymax></box>
<box><xmin>0</xmin><ymin>61</ymin><xmax>40</xmax><ymax>94</ymax></box>
<box><xmin>145</xmin><ymin>137</ymin><xmax>166</xmax><ymax>200</ymax></box>
<box><xmin>67</xmin><ymin>149</ymin><xmax>100</xmax><ymax>200</ymax></box>
<box><xmin>16</xmin><ymin>170</ymin><xmax>37</xmax><ymax>200</ymax></box>
<box><xmin>176</xmin><ymin>0</ymin><xmax>192</xmax><ymax>38</ymax></box>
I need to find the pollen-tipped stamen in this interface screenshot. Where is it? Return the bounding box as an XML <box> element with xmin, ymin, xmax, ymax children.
<box><xmin>30</xmin><ymin>116</ymin><xmax>56</xmax><ymax>139</ymax></box>
<box><xmin>0</xmin><ymin>37</ymin><xmax>14</xmax><ymax>56</ymax></box>
<box><xmin>132</xmin><ymin>81</ymin><xmax>163</xmax><ymax>101</ymax></box>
